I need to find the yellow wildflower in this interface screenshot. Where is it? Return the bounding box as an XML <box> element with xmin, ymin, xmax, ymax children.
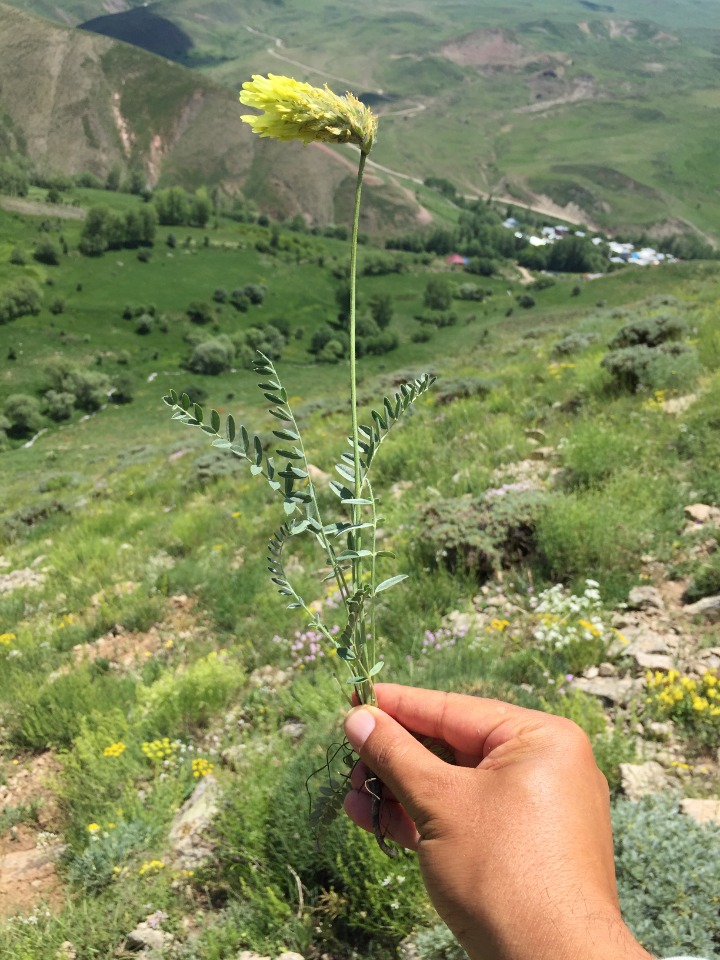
<box><xmin>692</xmin><ymin>696</ymin><xmax>709</xmax><ymax>713</ymax></box>
<box><xmin>103</xmin><ymin>741</ymin><xmax>126</xmax><ymax>758</ymax></box>
<box><xmin>240</xmin><ymin>74</ymin><xmax>378</xmax><ymax>154</ymax></box>
<box><xmin>0</xmin><ymin>632</ymin><xmax>15</xmax><ymax>645</ymax></box>
<box><xmin>138</xmin><ymin>859</ymin><xmax>165</xmax><ymax>876</ymax></box>
<box><xmin>489</xmin><ymin>618</ymin><xmax>510</xmax><ymax>632</ymax></box>
<box><xmin>87</xmin><ymin>823</ymin><xmax>101</xmax><ymax>833</ymax></box>
<box><xmin>192</xmin><ymin>757</ymin><xmax>214</xmax><ymax>778</ymax></box>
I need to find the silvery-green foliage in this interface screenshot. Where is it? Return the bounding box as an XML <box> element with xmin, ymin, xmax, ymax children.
<box><xmin>612</xmin><ymin>794</ymin><xmax>720</xmax><ymax>958</ymax></box>
<box><xmin>163</xmin><ymin>351</ymin><xmax>434</xmax><ymax>704</ymax></box>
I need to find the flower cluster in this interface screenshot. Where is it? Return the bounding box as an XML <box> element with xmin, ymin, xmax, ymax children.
<box><xmin>645</xmin><ymin>670</ymin><xmax>720</xmax><ymax>719</ymax></box>
<box><xmin>138</xmin><ymin>859</ymin><xmax>165</xmax><ymax>876</ymax></box>
<box><xmin>529</xmin><ymin>580</ymin><xmax>611</xmax><ymax>650</ymax></box>
<box><xmin>421</xmin><ymin>625</ymin><xmax>465</xmax><ymax>655</ymax></box>
<box><xmin>191</xmin><ymin>757</ymin><xmax>214</xmax><ymax>778</ymax></box>
<box><xmin>0</xmin><ymin>632</ymin><xmax>15</xmax><ymax>645</ymax></box>
<box><xmin>103</xmin><ymin>741</ymin><xmax>126</xmax><ymax>758</ymax></box>
<box><xmin>547</xmin><ymin>362</ymin><xmax>575</xmax><ymax>380</ymax></box>
<box><xmin>273</xmin><ymin>625</ymin><xmax>340</xmax><ymax>668</ymax></box>
<box><xmin>141</xmin><ymin>738</ymin><xmax>180</xmax><ymax>763</ymax></box>
<box><xmin>240</xmin><ymin>74</ymin><xmax>378</xmax><ymax>153</ymax></box>
<box><xmin>643</xmin><ymin>389</ymin><xmax>669</xmax><ymax>411</ymax></box>
<box><xmin>645</xmin><ymin>668</ymin><xmax>720</xmax><ymax>735</ymax></box>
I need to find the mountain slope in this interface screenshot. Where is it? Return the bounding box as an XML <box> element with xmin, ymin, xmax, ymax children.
<box><xmin>0</xmin><ymin>4</ymin><xmax>424</xmax><ymax>232</ymax></box>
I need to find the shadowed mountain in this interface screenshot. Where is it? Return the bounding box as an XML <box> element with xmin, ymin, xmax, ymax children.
<box><xmin>79</xmin><ymin>7</ymin><xmax>193</xmax><ymax>61</ymax></box>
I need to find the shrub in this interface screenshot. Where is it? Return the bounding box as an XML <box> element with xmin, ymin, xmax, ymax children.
<box><xmin>243</xmin><ymin>283</ymin><xmax>267</xmax><ymax>305</ymax></box>
<box><xmin>33</xmin><ymin>238</ymin><xmax>61</xmax><ymax>265</ymax></box>
<box><xmin>551</xmin><ymin>332</ymin><xmax>599</xmax><ymax>357</ymax></box>
<box><xmin>435</xmin><ymin>377</ymin><xmax>494</xmax><ymax>404</ymax></box>
<box><xmin>212</xmin><ymin>287</ymin><xmax>227</xmax><ymax>303</ymax></box>
<box><xmin>188</xmin><ymin>336</ymin><xmax>235</xmax><ymax>375</ymax></box>
<box><xmin>44</xmin><ymin>389</ymin><xmax>76</xmax><ymax>422</ymax></box>
<box><xmin>44</xmin><ymin>359</ymin><xmax>110</xmax><ymax>411</ymax></box>
<box><xmin>609</xmin><ymin>314</ymin><xmax>686</xmax><ymax>350</ymax></box>
<box><xmin>612</xmin><ymin>794</ymin><xmax>720</xmax><ymax>958</ymax></box>
<box><xmin>9</xmin><ymin>246</ymin><xmax>27</xmax><ymax>265</ymax></box>
<box><xmin>110</xmin><ymin>374</ymin><xmax>134</xmax><ymax>404</ymax></box>
<box><xmin>0</xmin><ymin>277</ymin><xmax>43</xmax><ymax>324</ymax></box>
<box><xmin>424</xmin><ymin>276</ymin><xmax>453</xmax><ymax>311</ymax></box>
<box><xmin>187</xmin><ymin>301</ymin><xmax>214</xmax><ymax>325</ymax></box>
<box><xmin>135</xmin><ymin>314</ymin><xmax>153</xmax><ymax>335</ymax></box>
<box><xmin>516</xmin><ymin>294</ymin><xmax>536</xmax><ymax>309</ymax></box>
<box><xmin>601</xmin><ymin>343</ymin><xmax>699</xmax><ymax>392</ymax></box>
<box><xmin>3</xmin><ymin>393</ymin><xmax>44</xmax><ymax>438</ymax></box>
<box><xmin>530</xmin><ymin>275</ymin><xmax>555</xmax><ymax>291</ymax></box>
<box><xmin>455</xmin><ymin>283</ymin><xmax>485</xmax><ymax>302</ymax></box>
<box><xmin>417</xmin><ymin>489</ymin><xmax>548</xmax><ymax>582</ymax></box>
<box><xmin>137</xmin><ymin>652</ymin><xmax>245</xmax><ymax>736</ymax></box>
<box><xmin>230</xmin><ymin>289</ymin><xmax>250</xmax><ymax>312</ymax></box>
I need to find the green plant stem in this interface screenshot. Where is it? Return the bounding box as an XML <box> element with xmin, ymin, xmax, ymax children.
<box><xmin>348</xmin><ymin>151</ymin><xmax>375</xmax><ymax>707</ymax></box>
<box><xmin>349</xmin><ymin>150</ymin><xmax>367</xmax><ymax>593</ymax></box>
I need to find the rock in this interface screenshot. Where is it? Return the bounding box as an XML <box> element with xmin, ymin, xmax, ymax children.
<box><xmin>249</xmin><ymin>665</ymin><xmax>291</xmax><ymax>689</ymax></box>
<box><xmin>125</xmin><ymin>922</ymin><xmax>173</xmax><ymax>954</ymax></box>
<box><xmin>634</xmin><ymin>652</ymin><xmax>675</xmax><ymax>672</ymax></box>
<box><xmin>598</xmin><ymin>662</ymin><xmax>616</xmax><ymax>677</ymax></box>
<box><xmin>572</xmin><ymin>676</ymin><xmax>639</xmax><ymax>706</ymax></box>
<box><xmin>236</xmin><ymin>953</ymin><xmax>270</xmax><ymax>960</ymax></box>
<box><xmin>627</xmin><ymin>586</ymin><xmax>665</xmax><ymax>612</ymax></box>
<box><xmin>614</xmin><ymin>631</ymin><xmax>672</xmax><ymax>659</ymax></box>
<box><xmin>306</xmin><ymin>465</ymin><xmax>330</xmax><ymax>487</ymax></box>
<box><xmin>280</xmin><ymin>722</ymin><xmax>305</xmax><ymax>741</ymax></box>
<box><xmin>583</xmin><ymin>666</ymin><xmax>599</xmax><ymax>679</ymax></box>
<box><xmin>646</xmin><ymin>721</ymin><xmax>674</xmax><ymax>741</ymax></box>
<box><xmin>620</xmin><ymin>761</ymin><xmax>669</xmax><ymax>800</ymax></box>
<box><xmin>276</xmin><ymin>953</ymin><xmax>305</xmax><ymax>960</ymax></box>
<box><xmin>684</xmin><ymin>595</ymin><xmax>720</xmax><ymax>623</ymax></box>
<box><xmin>680</xmin><ymin>798</ymin><xmax>720</xmax><ymax>827</ymax></box>
<box><xmin>168</xmin><ymin>774</ymin><xmax>220</xmax><ymax>871</ymax></box>
<box><xmin>0</xmin><ymin>567</ymin><xmax>46</xmax><ymax>595</ymax></box>
<box><xmin>684</xmin><ymin>503</ymin><xmax>720</xmax><ymax>525</ymax></box>
<box><xmin>694</xmin><ymin>647</ymin><xmax>720</xmax><ymax>671</ymax></box>
<box><xmin>528</xmin><ymin>446</ymin><xmax>554</xmax><ymax>461</ymax></box>
<box><xmin>524</xmin><ymin>428</ymin><xmax>547</xmax><ymax>442</ymax></box>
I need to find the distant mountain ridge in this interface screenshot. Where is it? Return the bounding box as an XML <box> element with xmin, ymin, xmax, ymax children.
<box><xmin>0</xmin><ymin>3</ymin><xmax>424</xmax><ymax>233</ymax></box>
<box><xmin>2</xmin><ymin>0</ymin><xmax>720</xmax><ymax>240</ymax></box>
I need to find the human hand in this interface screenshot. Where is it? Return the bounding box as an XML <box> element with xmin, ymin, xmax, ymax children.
<box><xmin>343</xmin><ymin>683</ymin><xmax>651</xmax><ymax>960</ymax></box>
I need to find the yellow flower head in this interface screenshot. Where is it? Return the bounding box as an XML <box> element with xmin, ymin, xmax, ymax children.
<box><xmin>240</xmin><ymin>74</ymin><xmax>378</xmax><ymax>154</ymax></box>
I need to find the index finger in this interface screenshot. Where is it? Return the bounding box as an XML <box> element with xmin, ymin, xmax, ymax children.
<box><xmin>373</xmin><ymin>683</ymin><xmax>550</xmax><ymax>759</ymax></box>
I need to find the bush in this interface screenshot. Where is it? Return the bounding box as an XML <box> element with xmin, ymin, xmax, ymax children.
<box><xmin>188</xmin><ymin>336</ymin><xmax>235</xmax><ymax>375</ymax></box>
<box><xmin>612</xmin><ymin>794</ymin><xmax>720</xmax><ymax>958</ymax></box>
<box><xmin>516</xmin><ymin>294</ymin><xmax>536</xmax><ymax>309</ymax></box>
<box><xmin>551</xmin><ymin>332</ymin><xmax>599</xmax><ymax>357</ymax></box>
<box><xmin>230</xmin><ymin>289</ymin><xmax>251</xmax><ymax>312</ymax></box>
<box><xmin>138</xmin><ymin>652</ymin><xmax>245</xmax><ymax>736</ymax></box>
<box><xmin>417</xmin><ymin>489</ymin><xmax>548</xmax><ymax>582</ymax></box>
<box><xmin>49</xmin><ymin>297</ymin><xmax>65</xmax><ymax>315</ymax></box>
<box><xmin>9</xmin><ymin>246</ymin><xmax>27</xmax><ymax>266</ymax></box>
<box><xmin>0</xmin><ymin>277</ymin><xmax>42</xmax><ymax>324</ymax></box>
<box><xmin>33</xmin><ymin>238</ymin><xmax>61</xmax><ymax>265</ymax></box>
<box><xmin>110</xmin><ymin>374</ymin><xmax>134</xmax><ymax>404</ymax></box>
<box><xmin>187</xmin><ymin>301</ymin><xmax>214</xmax><ymax>325</ymax></box>
<box><xmin>135</xmin><ymin>314</ymin><xmax>153</xmax><ymax>335</ymax></box>
<box><xmin>455</xmin><ymin>283</ymin><xmax>485</xmax><ymax>302</ymax></box>
<box><xmin>609</xmin><ymin>314</ymin><xmax>686</xmax><ymax>350</ymax></box>
<box><xmin>3</xmin><ymin>393</ymin><xmax>44</xmax><ymax>438</ymax></box>
<box><xmin>601</xmin><ymin>343</ymin><xmax>699</xmax><ymax>392</ymax></box>
<box><xmin>212</xmin><ymin>287</ymin><xmax>227</xmax><ymax>303</ymax></box>
<box><xmin>44</xmin><ymin>359</ymin><xmax>110</xmax><ymax>411</ymax></box>
<box><xmin>44</xmin><ymin>389</ymin><xmax>76</xmax><ymax>422</ymax></box>
<box><xmin>243</xmin><ymin>283</ymin><xmax>267</xmax><ymax>305</ymax></box>
<box><xmin>424</xmin><ymin>276</ymin><xmax>453</xmax><ymax>311</ymax></box>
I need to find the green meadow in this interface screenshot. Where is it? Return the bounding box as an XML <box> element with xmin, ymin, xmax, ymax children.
<box><xmin>1</xmin><ymin>186</ymin><xmax>720</xmax><ymax>959</ymax></box>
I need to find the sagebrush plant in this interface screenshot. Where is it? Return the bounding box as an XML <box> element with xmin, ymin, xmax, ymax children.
<box><xmin>164</xmin><ymin>75</ymin><xmax>433</xmax><ymax>851</ymax></box>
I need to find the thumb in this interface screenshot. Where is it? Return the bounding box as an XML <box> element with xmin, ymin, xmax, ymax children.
<box><xmin>344</xmin><ymin>705</ymin><xmax>449</xmax><ymax>823</ymax></box>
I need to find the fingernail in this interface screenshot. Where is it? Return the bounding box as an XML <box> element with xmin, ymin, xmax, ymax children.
<box><xmin>344</xmin><ymin>707</ymin><xmax>376</xmax><ymax>751</ymax></box>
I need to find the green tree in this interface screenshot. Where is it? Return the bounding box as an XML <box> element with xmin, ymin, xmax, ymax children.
<box><xmin>154</xmin><ymin>187</ymin><xmax>190</xmax><ymax>226</ymax></box>
<box><xmin>424</xmin><ymin>276</ymin><xmax>453</xmax><ymax>311</ymax></box>
<box><xmin>369</xmin><ymin>293</ymin><xmax>393</xmax><ymax>329</ymax></box>
<box><xmin>190</xmin><ymin>187</ymin><xmax>212</xmax><ymax>228</ymax></box>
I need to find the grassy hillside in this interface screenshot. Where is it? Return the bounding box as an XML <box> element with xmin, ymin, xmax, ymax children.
<box><xmin>1</xmin><ymin>188</ymin><xmax>720</xmax><ymax>958</ymax></box>
<box><xmin>4</xmin><ymin>0</ymin><xmax>719</xmax><ymax>240</ymax></box>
